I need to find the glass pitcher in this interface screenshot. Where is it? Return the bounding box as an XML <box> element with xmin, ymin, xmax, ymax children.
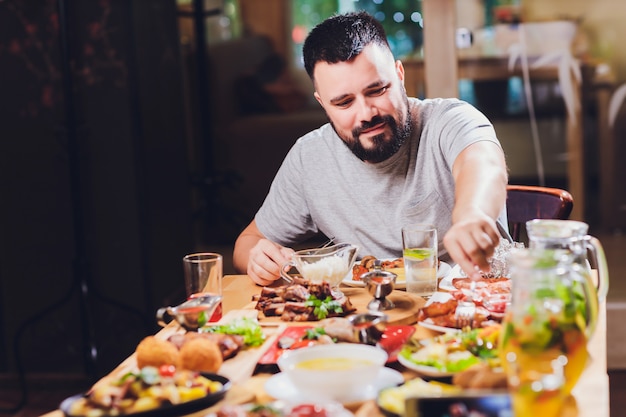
<box><xmin>526</xmin><ymin>219</ymin><xmax>609</xmax><ymax>305</ymax></box>
<box><xmin>499</xmin><ymin>248</ymin><xmax>599</xmax><ymax>417</ymax></box>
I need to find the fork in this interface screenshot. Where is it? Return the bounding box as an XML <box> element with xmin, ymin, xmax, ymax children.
<box><xmin>319</xmin><ymin>236</ymin><xmax>336</xmax><ymax>249</ymax></box>
<box><xmin>455</xmin><ymin>277</ymin><xmax>477</xmax><ymax>329</ymax></box>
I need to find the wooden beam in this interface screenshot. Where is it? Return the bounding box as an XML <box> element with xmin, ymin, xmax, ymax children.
<box><xmin>422</xmin><ymin>0</ymin><xmax>458</xmax><ymax>98</ymax></box>
<box><xmin>239</xmin><ymin>0</ymin><xmax>288</xmax><ymax>56</ymax></box>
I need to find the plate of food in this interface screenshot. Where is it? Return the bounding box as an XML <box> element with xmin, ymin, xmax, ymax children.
<box><xmin>60</xmin><ymin>369</ymin><xmax>230</xmax><ymax>417</ymax></box>
<box><xmin>416</xmin><ymin>292</ymin><xmax>506</xmax><ymax>333</ymax></box>
<box><xmin>438</xmin><ymin>264</ymin><xmax>512</xmax><ymax>294</ymax></box>
<box><xmin>342</xmin><ymin>256</ymin><xmax>451</xmax><ymax>289</ymax></box>
<box><xmin>377</xmin><ymin>377</ymin><xmax>460</xmax><ymax>417</ymax></box>
<box><xmin>416</xmin><ymin>292</ymin><xmax>461</xmax><ymax>333</ymax></box>
<box><xmin>258</xmin><ymin>319</ymin><xmax>416</xmax><ymax>364</ymax></box>
<box><xmin>396</xmin><ymin>324</ymin><xmax>502</xmax><ymax>378</ymax></box>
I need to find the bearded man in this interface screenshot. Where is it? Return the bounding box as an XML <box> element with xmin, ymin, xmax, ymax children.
<box><xmin>233</xmin><ymin>11</ymin><xmax>508</xmax><ymax>286</ymax></box>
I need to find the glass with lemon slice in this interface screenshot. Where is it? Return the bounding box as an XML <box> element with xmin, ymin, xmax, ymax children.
<box><xmin>402</xmin><ymin>225</ymin><xmax>438</xmax><ymax>298</ymax></box>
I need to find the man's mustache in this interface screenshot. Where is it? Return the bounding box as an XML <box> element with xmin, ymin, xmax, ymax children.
<box><xmin>352</xmin><ymin>115</ymin><xmax>393</xmax><ymax>137</ymax></box>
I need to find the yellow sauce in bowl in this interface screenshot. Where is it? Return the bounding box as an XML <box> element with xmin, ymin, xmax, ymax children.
<box><xmin>295</xmin><ymin>357</ymin><xmax>374</xmax><ymax>371</ymax></box>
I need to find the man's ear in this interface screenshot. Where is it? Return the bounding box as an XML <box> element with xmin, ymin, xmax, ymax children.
<box><xmin>395</xmin><ymin>59</ymin><xmax>405</xmax><ymax>83</ymax></box>
<box><xmin>314</xmin><ymin>91</ymin><xmax>323</xmax><ymax>107</ymax></box>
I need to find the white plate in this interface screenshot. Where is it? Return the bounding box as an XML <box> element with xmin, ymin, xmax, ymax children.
<box><xmin>264</xmin><ymin>367</ymin><xmax>404</xmax><ymax>405</ymax></box>
<box><xmin>438</xmin><ymin>263</ymin><xmax>465</xmax><ymax>292</ymax></box>
<box><xmin>396</xmin><ymin>354</ymin><xmax>455</xmax><ymax>378</ymax></box>
<box><xmin>206</xmin><ymin>401</ymin><xmax>354</xmax><ymax>417</ymax></box>
<box><xmin>438</xmin><ymin>264</ymin><xmax>513</xmax><ymax>293</ymax></box>
<box><xmin>416</xmin><ymin>292</ymin><xmax>461</xmax><ymax>334</ymax></box>
<box><xmin>342</xmin><ymin>261</ymin><xmax>452</xmax><ymax>289</ymax></box>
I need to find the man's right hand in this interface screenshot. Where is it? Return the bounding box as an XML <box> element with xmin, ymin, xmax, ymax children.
<box><xmin>233</xmin><ymin>220</ymin><xmax>294</xmax><ymax>286</ymax></box>
<box><xmin>246</xmin><ymin>239</ymin><xmax>294</xmax><ymax>286</ymax></box>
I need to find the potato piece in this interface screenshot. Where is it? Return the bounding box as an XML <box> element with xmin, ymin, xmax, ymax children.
<box><xmin>130</xmin><ymin>396</ymin><xmax>160</xmax><ymax>413</ymax></box>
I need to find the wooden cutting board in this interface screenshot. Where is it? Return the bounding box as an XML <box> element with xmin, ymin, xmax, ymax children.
<box><xmin>251</xmin><ymin>286</ymin><xmax>426</xmax><ymax>326</ymax></box>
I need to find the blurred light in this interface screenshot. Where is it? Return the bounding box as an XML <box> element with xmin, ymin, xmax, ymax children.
<box><xmin>395</xmin><ymin>29</ymin><xmax>407</xmax><ymax>40</ymax></box>
<box><xmin>224</xmin><ymin>2</ymin><xmax>235</xmax><ymax>15</ymax></box>
<box><xmin>292</xmin><ymin>25</ymin><xmax>307</xmax><ymax>44</ymax></box>
<box><xmin>373</xmin><ymin>0</ymin><xmax>383</xmax><ymax>4</ymax></box>
<box><xmin>374</xmin><ymin>11</ymin><xmax>385</xmax><ymax>21</ymax></box>
<box><xmin>411</xmin><ymin>11</ymin><xmax>423</xmax><ymax>27</ymax></box>
<box><xmin>393</xmin><ymin>12</ymin><xmax>405</xmax><ymax>23</ymax></box>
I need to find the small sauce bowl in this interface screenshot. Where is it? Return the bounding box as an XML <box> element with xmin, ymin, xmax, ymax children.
<box><xmin>361</xmin><ymin>270</ymin><xmax>397</xmax><ymax>311</ymax></box>
<box><xmin>348</xmin><ymin>312</ymin><xmax>389</xmax><ymax>345</ymax></box>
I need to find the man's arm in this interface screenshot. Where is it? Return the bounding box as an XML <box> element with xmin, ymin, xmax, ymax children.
<box><xmin>443</xmin><ymin>141</ymin><xmax>508</xmax><ymax>279</ymax></box>
<box><xmin>233</xmin><ymin>220</ymin><xmax>294</xmax><ymax>286</ymax></box>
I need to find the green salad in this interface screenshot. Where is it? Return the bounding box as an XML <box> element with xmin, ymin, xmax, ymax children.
<box><xmin>201</xmin><ymin>317</ymin><xmax>265</xmax><ymax>347</ymax></box>
<box><xmin>399</xmin><ymin>325</ymin><xmax>501</xmax><ymax>372</ymax></box>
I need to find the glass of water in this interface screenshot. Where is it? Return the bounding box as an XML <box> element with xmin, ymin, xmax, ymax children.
<box><xmin>401</xmin><ymin>224</ymin><xmax>438</xmax><ymax>298</ymax></box>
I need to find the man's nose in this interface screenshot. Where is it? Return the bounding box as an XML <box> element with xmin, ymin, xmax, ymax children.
<box><xmin>355</xmin><ymin>96</ymin><xmax>379</xmax><ymax>122</ymax></box>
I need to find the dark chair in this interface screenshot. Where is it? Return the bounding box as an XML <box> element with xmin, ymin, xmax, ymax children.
<box><xmin>506</xmin><ymin>185</ymin><xmax>574</xmax><ymax>242</ymax></box>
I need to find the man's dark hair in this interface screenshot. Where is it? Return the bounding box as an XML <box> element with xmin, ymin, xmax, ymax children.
<box><xmin>303</xmin><ymin>11</ymin><xmax>391</xmax><ymax>80</ymax></box>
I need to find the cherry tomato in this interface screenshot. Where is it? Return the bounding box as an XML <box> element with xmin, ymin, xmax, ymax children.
<box><xmin>158</xmin><ymin>364</ymin><xmax>176</xmax><ymax>377</ymax></box>
<box><xmin>290</xmin><ymin>404</ymin><xmax>329</xmax><ymax>417</ymax></box>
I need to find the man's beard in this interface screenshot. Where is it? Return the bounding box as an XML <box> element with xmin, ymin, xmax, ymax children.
<box><xmin>333</xmin><ymin>104</ymin><xmax>412</xmax><ymax>163</ymax></box>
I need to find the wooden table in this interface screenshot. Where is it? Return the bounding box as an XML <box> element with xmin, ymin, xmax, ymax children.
<box><xmin>44</xmin><ymin>274</ymin><xmax>610</xmax><ymax>416</ymax></box>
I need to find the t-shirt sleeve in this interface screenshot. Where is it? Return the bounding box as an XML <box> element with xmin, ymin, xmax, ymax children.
<box><xmin>435</xmin><ymin>99</ymin><xmax>501</xmax><ymax>168</ymax></box>
<box><xmin>255</xmin><ymin>138</ymin><xmax>319</xmax><ymax>245</ymax></box>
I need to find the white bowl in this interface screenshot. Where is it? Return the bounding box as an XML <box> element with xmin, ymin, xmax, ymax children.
<box><xmin>276</xmin><ymin>343</ymin><xmax>388</xmax><ymax>402</ymax></box>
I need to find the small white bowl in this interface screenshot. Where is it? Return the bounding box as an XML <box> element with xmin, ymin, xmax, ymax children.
<box><xmin>276</xmin><ymin>343</ymin><xmax>388</xmax><ymax>402</ymax></box>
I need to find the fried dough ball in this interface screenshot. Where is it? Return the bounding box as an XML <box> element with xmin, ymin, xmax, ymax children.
<box><xmin>178</xmin><ymin>337</ymin><xmax>223</xmax><ymax>373</ymax></box>
<box><xmin>135</xmin><ymin>336</ymin><xmax>179</xmax><ymax>369</ymax></box>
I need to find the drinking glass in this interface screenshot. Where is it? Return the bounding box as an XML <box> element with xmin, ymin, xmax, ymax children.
<box><xmin>182</xmin><ymin>252</ymin><xmax>223</xmax><ymax>322</ymax></box>
<box><xmin>401</xmin><ymin>224</ymin><xmax>438</xmax><ymax>298</ymax></box>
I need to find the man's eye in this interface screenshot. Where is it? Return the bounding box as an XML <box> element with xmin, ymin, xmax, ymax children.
<box><xmin>369</xmin><ymin>86</ymin><xmax>388</xmax><ymax>96</ymax></box>
<box><xmin>335</xmin><ymin>99</ymin><xmax>353</xmax><ymax>108</ymax></box>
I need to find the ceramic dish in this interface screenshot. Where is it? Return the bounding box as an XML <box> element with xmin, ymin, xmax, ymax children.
<box><xmin>376</xmin><ymin>377</ymin><xmax>460</xmax><ymax>417</ymax></box>
<box><xmin>397</xmin><ymin>325</ymin><xmax>501</xmax><ymax>381</ymax></box>
<box><xmin>60</xmin><ymin>373</ymin><xmax>230</xmax><ymax>417</ymax></box>
<box><xmin>264</xmin><ymin>367</ymin><xmax>403</xmax><ymax>406</ymax></box>
<box><xmin>396</xmin><ymin>353</ymin><xmax>455</xmax><ymax>378</ymax></box>
<box><xmin>257</xmin><ymin>324</ymin><xmax>416</xmax><ymax>365</ymax></box>
<box><xmin>206</xmin><ymin>401</ymin><xmax>354</xmax><ymax>417</ymax></box>
<box><xmin>342</xmin><ymin>261</ymin><xmax>451</xmax><ymax>289</ymax></box>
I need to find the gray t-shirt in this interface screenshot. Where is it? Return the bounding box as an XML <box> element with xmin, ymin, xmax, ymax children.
<box><xmin>255</xmin><ymin>97</ymin><xmax>502</xmax><ymax>261</ymax></box>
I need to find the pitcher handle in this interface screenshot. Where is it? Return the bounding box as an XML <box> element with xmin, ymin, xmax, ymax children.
<box><xmin>585</xmin><ymin>236</ymin><xmax>610</xmax><ymax>303</ymax></box>
<box><xmin>156</xmin><ymin>306</ymin><xmax>175</xmax><ymax>328</ymax></box>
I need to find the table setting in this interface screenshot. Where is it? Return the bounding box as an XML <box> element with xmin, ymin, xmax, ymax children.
<box><xmin>46</xmin><ymin>220</ymin><xmax>610</xmax><ymax>417</ymax></box>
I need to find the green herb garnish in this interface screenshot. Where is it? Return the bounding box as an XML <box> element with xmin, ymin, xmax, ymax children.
<box><xmin>305</xmin><ymin>295</ymin><xmax>343</xmax><ymax>320</ymax></box>
<box><xmin>303</xmin><ymin>327</ymin><xmax>327</xmax><ymax>340</ymax></box>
